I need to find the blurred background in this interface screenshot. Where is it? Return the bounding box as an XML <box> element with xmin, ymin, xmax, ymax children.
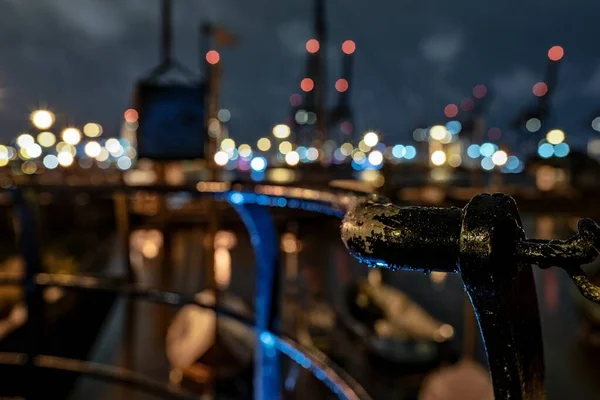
<box><xmin>0</xmin><ymin>0</ymin><xmax>599</xmax><ymax>399</ymax></box>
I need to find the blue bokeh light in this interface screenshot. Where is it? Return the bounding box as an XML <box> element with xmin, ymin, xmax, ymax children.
<box><xmin>538</xmin><ymin>143</ymin><xmax>554</xmax><ymax>158</ymax></box>
<box><xmin>554</xmin><ymin>143</ymin><xmax>570</xmax><ymax>158</ymax></box>
<box><xmin>467</xmin><ymin>144</ymin><xmax>480</xmax><ymax>158</ymax></box>
<box><xmin>404</xmin><ymin>145</ymin><xmax>417</xmax><ymax>160</ymax></box>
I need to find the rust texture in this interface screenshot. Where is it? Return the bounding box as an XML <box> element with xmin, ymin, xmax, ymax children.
<box><xmin>341</xmin><ymin>192</ymin><xmax>600</xmax><ymax>399</ymax></box>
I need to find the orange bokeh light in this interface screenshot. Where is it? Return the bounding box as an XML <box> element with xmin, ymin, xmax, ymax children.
<box><xmin>300</xmin><ymin>78</ymin><xmax>314</xmax><ymax>92</ymax></box>
<box><xmin>206</xmin><ymin>50</ymin><xmax>220</xmax><ymax>65</ymax></box>
<box><xmin>533</xmin><ymin>82</ymin><xmax>548</xmax><ymax>97</ymax></box>
<box><xmin>444</xmin><ymin>104</ymin><xmax>458</xmax><ymax>118</ymax></box>
<box><xmin>548</xmin><ymin>46</ymin><xmax>564</xmax><ymax>61</ymax></box>
<box><xmin>335</xmin><ymin>78</ymin><xmax>349</xmax><ymax>92</ymax></box>
<box><xmin>342</xmin><ymin>40</ymin><xmax>356</xmax><ymax>55</ymax></box>
<box><xmin>124</xmin><ymin>109</ymin><xmax>138</xmax><ymax>123</ymax></box>
<box><xmin>306</xmin><ymin>39</ymin><xmax>320</xmax><ymax>54</ymax></box>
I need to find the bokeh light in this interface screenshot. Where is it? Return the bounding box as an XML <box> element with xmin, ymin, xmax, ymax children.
<box><xmin>533</xmin><ymin>82</ymin><xmax>548</xmax><ymax>97</ymax></box>
<box><xmin>43</xmin><ymin>154</ymin><xmax>59</xmax><ymax>169</ymax></box>
<box><xmin>214</xmin><ymin>151</ymin><xmax>228</xmax><ymax>166</ymax></box>
<box><xmin>300</xmin><ymin>78</ymin><xmax>314</xmax><ymax>92</ymax></box>
<box><xmin>429</xmin><ymin>125</ymin><xmax>447</xmax><ymax>141</ymax></box>
<box><xmin>363</xmin><ymin>131</ymin><xmax>379</xmax><ymax>147</ymax></box>
<box><xmin>279</xmin><ymin>141</ymin><xmax>292</xmax><ymax>154</ymax></box>
<box><xmin>546</xmin><ymin>129</ymin><xmax>565</xmax><ymax>145</ymax></box>
<box><xmin>285</xmin><ymin>151</ymin><xmax>300</xmax><ymax>166</ymax></box>
<box><xmin>17</xmin><ymin>134</ymin><xmax>35</xmax><ymax>148</ymax></box>
<box><xmin>492</xmin><ymin>150</ymin><xmax>508</xmax><ymax>166</ymax></box>
<box><xmin>467</xmin><ymin>144</ymin><xmax>480</xmax><ymax>158</ymax></box>
<box><xmin>272</xmin><ymin>124</ymin><xmax>291</xmax><ymax>139</ymax></box>
<box><xmin>220</xmin><ymin>138</ymin><xmax>235</xmax><ymax>150</ymax></box>
<box><xmin>250</xmin><ymin>156</ymin><xmax>267</xmax><ymax>172</ymax></box>
<box><xmin>306</xmin><ymin>39</ymin><xmax>320</xmax><ymax>53</ymax></box>
<box><xmin>124</xmin><ymin>109</ymin><xmax>138</xmax><ymax>123</ymax></box>
<box><xmin>83</xmin><ymin>122</ymin><xmax>103</xmax><ymax>137</ymax></box>
<box><xmin>342</xmin><ymin>40</ymin><xmax>356</xmax><ymax>55</ymax></box>
<box><xmin>206</xmin><ymin>50</ymin><xmax>220</xmax><ymax>64</ymax></box>
<box><xmin>335</xmin><ymin>79</ymin><xmax>349</xmax><ymax>92</ymax></box>
<box><xmin>538</xmin><ymin>143</ymin><xmax>554</xmax><ymax>158</ymax></box>
<box><xmin>554</xmin><ymin>143</ymin><xmax>570</xmax><ymax>157</ymax></box>
<box><xmin>31</xmin><ymin>110</ymin><xmax>55</xmax><ymax>130</ymax></box>
<box><xmin>431</xmin><ymin>150</ymin><xmax>446</xmax><ymax>166</ymax></box>
<box><xmin>473</xmin><ymin>85</ymin><xmax>487</xmax><ymax>99</ymax></box>
<box><xmin>257</xmin><ymin>137</ymin><xmax>271</xmax><ymax>151</ymax></box>
<box><xmin>526</xmin><ymin>118</ymin><xmax>541</xmax><ymax>132</ymax></box>
<box><xmin>57</xmin><ymin>151</ymin><xmax>74</xmax><ymax>167</ymax></box>
<box><xmin>62</xmin><ymin>128</ymin><xmax>81</xmax><ymax>145</ymax></box>
<box><xmin>368</xmin><ymin>150</ymin><xmax>383</xmax><ymax>166</ymax></box>
<box><xmin>548</xmin><ymin>46</ymin><xmax>564</xmax><ymax>61</ymax></box>
<box><xmin>448</xmin><ymin>154</ymin><xmax>462</xmax><ymax>167</ymax></box>
<box><xmin>84</xmin><ymin>141</ymin><xmax>102</xmax><ymax>158</ymax></box>
<box><xmin>444</xmin><ymin>104</ymin><xmax>458</xmax><ymax>118</ymax></box>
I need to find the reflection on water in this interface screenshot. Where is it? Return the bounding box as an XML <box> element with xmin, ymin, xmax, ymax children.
<box><xmin>214</xmin><ymin>230</ymin><xmax>236</xmax><ymax>290</ymax></box>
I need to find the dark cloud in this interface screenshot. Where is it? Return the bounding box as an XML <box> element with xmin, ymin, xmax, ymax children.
<box><xmin>0</xmin><ymin>0</ymin><xmax>599</xmax><ymax>151</ymax></box>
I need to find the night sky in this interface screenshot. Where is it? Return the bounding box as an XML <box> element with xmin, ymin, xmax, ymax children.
<box><xmin>1</xmin><ymin>0</ymin><xmax>600</xmax><ymax>152</ymax></box>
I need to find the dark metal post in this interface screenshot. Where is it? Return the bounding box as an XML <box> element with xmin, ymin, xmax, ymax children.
<box><xmin>341</xmin><ymin>193</ymin><xmax>600</xmax><ymax>399</ymax></box>
<box><xmin>13</xmin><ymin>189</ymin><xmax>44</xmax><ymax>399</ymax></box>
<box><xmin>160</xmin><ymin>0</ymin><xmax>172</xmax><ymax>65</ymax></box>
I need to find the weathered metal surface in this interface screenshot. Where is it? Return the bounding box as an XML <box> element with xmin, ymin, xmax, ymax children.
<box><xmin>341</xmin><ymin>192</ymin><xmax>600</xmax><ymax>399</ymax></box>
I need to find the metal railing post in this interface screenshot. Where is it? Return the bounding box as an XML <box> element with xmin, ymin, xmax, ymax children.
<box><xmin>231</xmin><ymin>199</ymin><xmax>281</xmax><ymax>399</ymax></box>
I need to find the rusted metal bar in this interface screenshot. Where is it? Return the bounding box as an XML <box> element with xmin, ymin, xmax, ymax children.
<box><xmin>341</xmin><ymin>193</ymin><xmax>600</xmax><ymax>399</ymax></box>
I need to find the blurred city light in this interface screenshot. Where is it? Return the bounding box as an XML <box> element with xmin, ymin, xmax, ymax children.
<box><xmin>217</xmin><ymin>109</ymin><xmax>231</xmax><ymax>122</ymax></box>
<box><xmin>341</xmin><ymin>40</ymin><xmax>356</xmax><ymax>54</ymax></box>
<box><xmin>220</xmin><ymin>138</ymin><xmax>235</xmax><ymax>150</ymax></box>
<box><xmin>446</xmin><ymin>120</ymin><xmax>462</xmax><ymax>134</ymax></box>
<box><xmin>214</xmin><ymin>151</ymin><xmax>228</xmax><ymax>166</ymax></box>
<box><xmin>35</xmin><ymin>131</ymin><xmax>54</xmax><ymax>148</ymax></box>
<box><xmin>335</xmin><ymin>78</ymin><xmax>349</xmax><ymax>92</ymax></box>
<box><xmin>538</xmin><ymin>143</ymin><xmax>554</xmax><ymax>158</ymax></box>
<box><xmin>83</xmin><ymin>122</ymin><xmax>103</xmax><ymax>137</ymax></box>
<box><xmin>554</xmin><ymin>143</ymin><xmax>570</xmax><ymax>157</ymax></box>
<box><xmin>238</xmin><ymin>144</ymin><xmax>252</xmax><ymax>158</ymax></box>
<box><xmin>43</xmin><ymin>154</ymin><xmax>59</xmax><ymax>169</ymax></box>
<box><xmin>306</xmin><ymin>147</ymin><xmax>318</xmax><ymax>161</ymax></box>
<box><xmin>206</xmin><ymin>50</ymin><xmax>220</xmax><ymax>64</ymax></box>
<box><xmin>96</xmin><ymin>148</ymin><xmax>109</xmax><ymax>162</ymax></box>
<box><xmin>392</xmin><ymin>145</ymin><xmax>405</xmax><ymax>158</ymax></box>
<box><xmin>306</xmin><ymin>39</ymin><xmax>320</xmax><ymax>53</ymax></box>
<box><xmin>492</xmin><ymin>150</ymin><xmax>508</xmax><ymax>166</ymax></box>
<box><xmin>429</xmin><ymin>125</ymin><xmax>447</xmax><ymax>141</ymax></box>
<box><xmin>285</xmin><ymin>150</ymin><xmax>300</xmax><ymax>166</ymax></box>
<box><xmin>448</xmin><ymin>154</ymin><xmax>462</xmax><ymax>167</ymax></box>
<box><xmin>533</xmin><ymin>82</ymin><xmax>548</xmax><ymax>97</ymax></box>
<box><xmin>17</xmin><ymin>133</ymin><xmax>35</xmax><ymax>148</ymax></box>
<box><xmin>62</xmin><ymin>128</ymin><xmax>81</xmax><ymax>145</ymax></box>
<box><xmin>300</xmin><ymin>78</ymin><xmax>314</xmax><ymax>92</ymax></box>
<box><xmin>444</xmin><ymin>104</ymin><xmax>458</xmax><ymax>118</ymax></box>
<box><xmin>250</xmin><ymin>156</ymin><xmax>267</xmax><ymax>172</ymax></box>
<box><xmin>257</xmin><ymin>137</ymin><xmax>271</xmax><ymax>151</ymax></box>
<box><xmin>57</xmin><ymin>151</ymin><xmax>74</xmax><ymax>167</ymax></box>
<box><xmin>526</xmin><ymin>118</ymin><xmax>541</xmax><ymax>132</ymax></box>
<box><xmin>548</xmin><ymin>45</ymin><xmax>564</xmax><ymax>61</ymax></box>
<box><xmin>84</xmin><ymin>141</ymin><xmax>102</xmax><ymax>158</ymax></box>
<box><xmin>363</xmin><ymin>131</ymin><xmax>379</xmax><ymax>147</ymax></box>
<box><xmin>31</xmin><ymin>110</ymin><xmax>55</xmax><ymax>130</ymax></box>
<box><xmin>404</xmin><ymin>146</ymin><xmax>416</xmax><ymax>160</ymax></box>
<box><xmin>473</xmin><ymin>84</ymin><xmax>487</xmax><ymax>99</ymax></box>
<box><xmin>117</xmin><ymin>156</ymin><xmax>132</xmax><ymax>170</ymax></box>
<box><xmin>481</xmin><ymin>157</ymin><xmax>494</xmax><ymax>170</ymax></box>
<box><xmin>431</xmin><ymin>150</ymin><xmax>446</xmax><ymax>166</ymax></box>
<box><xmin>124</xmin><ymin>109</ymin><xmax>138</xmax><ymax>122</ymax></box>
<box><xmin>272</xmin><ymin>124</ymin><xmax>291</xmax><ymax>139</ymax></box>
<box><xmin>480</xmin><ymin>143</ymin><xmax>496</xmax><ymax>157</ymax></box>
<box><xmin>467</xmin><ymin>144</ymin><xmax>480</xmax><ymax>158</ymax></box>
<box><xmin>546</xmin><ymin>129</ymin><xmax>565</xmax><ymax>145</ymax></box>
<box><xmin>368</xmin><ymin>150</ymin><xmax>383</xmax><ymax>166</ymax></box>
<box><xmin>279</xmin><ymin>141</ymin><xmax>292</xmax><ymax>154</ymax></box>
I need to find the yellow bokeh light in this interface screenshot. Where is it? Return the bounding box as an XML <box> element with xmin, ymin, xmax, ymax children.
<box><xmin>238</xmin><ymin>144</ymin><xmax>252</xmax><ymax>158</ymax></box>
<box><xmin>363</xmin><ymin>131</ymin><xmax>379</xmax><ymax>147</ymax></box>
<box><xmin>341</xmin><ymin>142</ymin><xmax>353</xmax><ymax>156</ymax></box>
<box><xmin>96</xmin><ymin>148</ymin><xmax>109</xmax><ymax>162</ymax></box>
<box><xmin>57</xmin><ymin>151</ymin><xmax>74</xmax><ymax>167</ymax></box>
<box><xmin>17</xmin><ymin>134</ymin><xmax>35</xmax><ymax>148</ymax></box>
<box><xmin>62</xmin><ymin>128</ymin><xmax>81</xmax><ymax>145</ymax></box>
<box><xmin>358</xmin><ymin>140</ymin><xmax>371</xmax><ymax>152</ymax></box>
<box><xmin>546</xmin><ymin>129</ymin><xmax>565</xmax><ymax>145</ymax></box>
<box><xmin>431</xmin><ymin>150</ymin><xmax>447</xmax><ymax>166</ymax></box>
<box><xmin>214</xmin><ymin>150</ymin><xmax>229</xmax><ymax>166</ymax></box>
<box><xmin>21</xmin><ymin>161</ymin><xmax>37</xmax><ymax>175</ymax></box>
<box><xmin>257</xmin><ymin>137</ymin><xmax>271</xmax><ymax>151</ymax></box>
<box><xmin>0</xmin><ymin>158</ymin><xmax>7</xmax><ymax>167</ymax></box>
<box><xmin>56</xmin><ymin>142</ymin><xmax>76</xmax><ymax>156</ymax></box>
<box><xmin>279</xmin><ymin>141</ymin><xmax>292</xmax><ymax>154</ymax></box>
<box><xmin>272</xmin><ymin>124</ymin><xmax>291</xmax><ymax>139</ymax></box>
<box><xmin>448</xmin><ymin>154</ymin><xmax>462</xmax><ymax>167</ymax></box>
<box><xmin>84</xmin><ymin>141</ymin><xmax>102</xmax><ymax>158</ymax></box>
<box><xmin>430</xmin><ymin>125</ymin><xmax>447</xmax><ymax>141</ymax></box>
<box><xmin>220</xmin><ymin>138</ymin><xmax>235</xmax><ymax>150</ymax></box>
<box><xmin>31</xmin><ymin>110</ymin><xmax>55</xmax><ymax>130</ymax></box>
<box><xmin>492</xmin><ymin>150</ymin><xmax>508</xmax><ymax>166</ymax></box>
<box><xmin>37</xmin><ymin>131</ymin><xmax>56</xmax><ymax>147</ymax></box>
<box><xmin>285</xmin><ymin>150</ymin><xmax>300</xmax><ymax>166</ymax></box>
<box><xmin>83</xmin><ymin>122</ymin><xmax>103</xmax><ymax>138</ymax></box>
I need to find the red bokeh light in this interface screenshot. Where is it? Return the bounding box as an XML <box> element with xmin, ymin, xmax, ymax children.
<box><xmin>306</xmin><ymin>39</ymin><xmax>320</xmax><ymax>54</ymax></box>
<box><xmin>289</xmin><ymin>93</ymin><xmax>302</xmax><ymax>107</ymax></box>
<box><xmin>335</xmin><ymin>78</ymin><xmax>349</xmax><ymax>92</ymax></box>
<box><xmin>124</xmin><ymin>108</ymin><xmax>138</xmax><ymax>123</ymax></box>
<box><xmin>473</xmin><ymin>84</ymin><xmax>487</xmax><ymax>99</ymax></box>
<box><xmin>461</xmin><ymin>98</ymin><xmax>474</xmax><ymax>111</ymax></box>
<box><xmin>206</xmin><ymin>50</ymin><xmax>220</xmax><ymax>64</ymax></box>
<box><xmin>342</xmin><ymin>40</ymin><xmax>356</xmax><ymax>55</ymax></box>
<box><xmin>300</xmin><ymin>78</ymin><xmax>314</xmax><ymax>92</ymax></box>
<box><xmin>548</xmin><ymin>46</ymin><xmax>564</xmax><ymax>62</ymax></box>
<box><xmin>532</xmin><ymin>82</ymin><xmax>548</xmax><ymax>97</ymax></box>
<box><xmin>444</xmin><ymin>104</ymin><xmax>458</xmax><ymax>118</ymax></box>
<box><xmin>341</xmin><ymin>121</ymin><xmax>353</xmax><ymax>134</ymax></box>
<box><xmin>487</xmin><ymin>127</ymin><xmax>502</xmax><ymax>141</ymax></box>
